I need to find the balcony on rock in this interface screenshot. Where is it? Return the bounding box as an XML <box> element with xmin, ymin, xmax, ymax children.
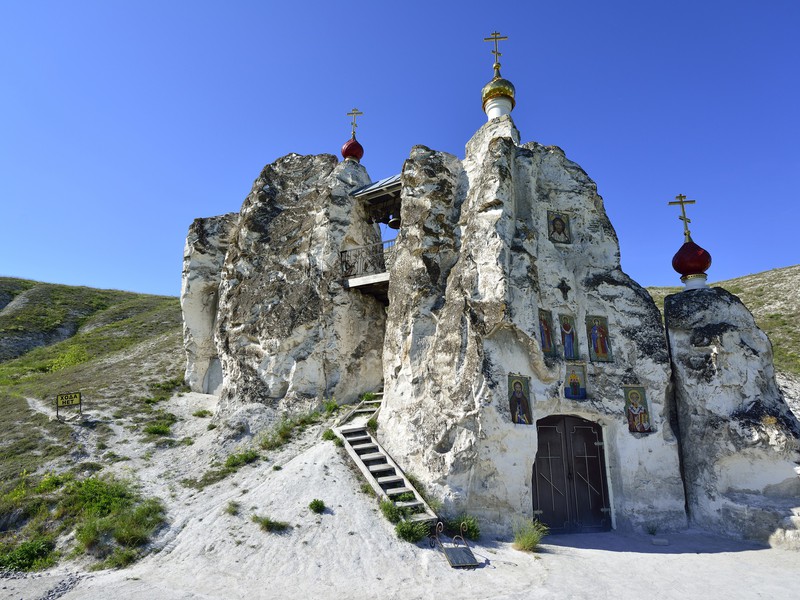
<box><xmin>340</xmin><ymin>174</ymin><xmax>402</xmax><ymax>303</ymax></box>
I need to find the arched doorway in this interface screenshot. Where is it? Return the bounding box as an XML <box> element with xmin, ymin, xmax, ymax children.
<box><xmin>532</xmin><ymin>415</ymin><xmax>612</xmax><ymax>533</ymax></box>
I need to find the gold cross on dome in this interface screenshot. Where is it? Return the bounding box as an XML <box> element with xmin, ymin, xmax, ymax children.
<box><xmin>668</xmin><ymin>193</ymin><xmax>697</xmax><ymax>242</ymax></box>
<box><xmin>346</xmin><ymin>108</ymin><xmax>363</xmax><ymax>137</ymax></box>
<box><xmin>484</xmin><ymin>31</ymin><xmax>508</xmax><ymax>72</ymax></box>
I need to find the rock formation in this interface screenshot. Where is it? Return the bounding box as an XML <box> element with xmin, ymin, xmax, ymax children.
<box><xmin>181</xmin><ymin>212</ymin><xmax>238</xmax><ymax>394</ymax></box>
<box><xmin>666</xmin><ymin>287</ymin><xmax>800</xmax><ymax>546</ymax></box>
<box><xmin>379</xmin><ymin>116</ymin><xmax>687</xmax><ymax>533</ymax></box>
<box><xmin>182</xmin><ymin>153</ymin><xmax>386</xmax><ymax>416</ymax></box>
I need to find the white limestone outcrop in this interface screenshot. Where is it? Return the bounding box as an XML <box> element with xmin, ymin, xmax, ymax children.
<box><xmin>181</xmin><ymin>213</ymin><xmax>238</xmax><ymax>394</ymax></box>
<box><xmin>379</xmin><ymin>116</ymin><xmax>687</xmax><ymax>533</ymax></box>
<box><xmin>666</xmin><ymin>287</ymin><xmax>800</xmax><ymax>544</ymax></box>
<box><xmin>211</xmin><ymin>154</ymin><xmax>386</xmax><ymax>414</ymax></box>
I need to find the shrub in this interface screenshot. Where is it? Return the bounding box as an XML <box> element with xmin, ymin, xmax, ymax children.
<box><xmin>321</xmin><ymin>429</ymin><xmax>336</xmax><ymax>441</ymax></box>
<box><xmin>366</xmin><ymin>418</ymin><xmax>378</xmax><ymax>433</ymax></box>
<box><xmin>445</xmin><ymin>514</ymin><xmax>480</xmax><ymax>540</ymax></box>
<box><xmin>192</xmin><ymin>409</ymin><xmax>212</xmax><ymax>418</ymax></box>
<box><xmin>323</xmin><ymin>399</ymin><xmax>338</xmax><ymax>414</ymax></box>
<box><xmin>395</xmin><ymin>521</ymin><xmax>429</xmax><ymax>543</ymax></box>
<box><xmin>251</xmin><ymin>514</ymin><xmax>290</xmax><ymax>533</ymax></box>
<box><xmin>143</xmin><ymin>422</ymin><xmax>171</xmax><ymax>435</ymax></box>
<box><xmin>513</xmin><ymin>519</ymin><xmax>548</xmax><ymax>552</ymax></box>
<box><xmin>379</xmin><ymin>499</ymin><xmax>403</xmax><ymax>524</ymax></box>
<box><xmin>225</xmin><ymin>501</ymin><xmax>241</xmax><ymax>516</ymax></box>
<box><xmin>224</xmin><ymin>450</ymin><xmax>259</xmax><ymax>469</ymax></box>
<box><xmin>0</xmin><ymin>537</ymin><xmax>55</xmax><ymax>571</ymax></box>
<box><xmin>360</xmin><ymin>392</ymin><xmax>376</xmax><ymax>402</ymax></box>
<box><xmin>309</xmin><ymin>499</ymin><xmax>325</xmax><ymax>514</ymax></box>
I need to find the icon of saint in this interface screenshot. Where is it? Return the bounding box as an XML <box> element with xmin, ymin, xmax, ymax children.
<box><xmin>509</xmin><ymin>380</ymin><xmax>531</xmax><ymax>425</ymax></box>
<box><xmin>539</xmin><ymin>314</ymin><xmax>554</xmax><ymax>354</ymax></box>
<box><xmin>569</xmin><ymin>369</ymin><xmax>581</xmax><ymax>398</ymax></box>
<box><xmin>549</xmin><ymin>216</ymin><xmax>571</xmax><ymax>243</ymax></box>
<box><xmin>590</xmin><ymin>318</ymin><xmax>610</xmax><ymax>360</ymax></box>
<box><xmin>626</xmin><ymin>390</ymin><xmax>651</xmax><ymax>432</ymax></box>
<box><xmin>561</xmin><ymin>317</ymin><xmax>577</xmax><ymax>359</ymax></box>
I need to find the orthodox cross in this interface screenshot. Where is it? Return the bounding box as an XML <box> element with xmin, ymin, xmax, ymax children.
<box><xmin>347</xmin><ymin>108</ymin><xmax>363</xmax><ymax>137</ymax></box>
<box><xmin>483</xmin><ymin>31</ymin><xmax>508</xmax><ymax>73</ymax></box>
<box><xmin>668</xmin><ymin>194</ymin><xmax>696</xmax><ymax>242</ymax></box>
<box><xmin>557</xmin><ymin>279</ymin><xmax>572</xmax><ymax>301</ymax></box>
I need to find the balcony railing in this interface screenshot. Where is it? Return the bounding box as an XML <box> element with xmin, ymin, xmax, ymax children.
<box><xmin>340</xmin><ymin>239</ymin><xmax>396</xmax><ymax>279</ymax></box>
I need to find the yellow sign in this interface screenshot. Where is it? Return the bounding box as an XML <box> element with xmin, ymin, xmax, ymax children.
<box><xmin>56</xmin><ymin>392</ymin><xmax>81</xmax><ymax>407</ymax></box>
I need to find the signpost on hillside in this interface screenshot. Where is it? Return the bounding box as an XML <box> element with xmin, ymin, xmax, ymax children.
<box><xmin>56</xmin><ymin>391</ymin><xmax>82</xmax><ymax>419</ymax></box>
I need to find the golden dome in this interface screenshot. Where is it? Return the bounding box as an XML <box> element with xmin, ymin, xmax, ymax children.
<box><xmin>481</xmin><ymin>65</ymin><xmax>516</xmax><ymax>110</ymax></box>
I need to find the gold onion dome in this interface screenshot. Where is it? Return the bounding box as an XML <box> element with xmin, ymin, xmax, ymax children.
<box><xmin>481</xmin><ymin>64</ymin><xmax>516</xmax><ymax>110</ymax></box>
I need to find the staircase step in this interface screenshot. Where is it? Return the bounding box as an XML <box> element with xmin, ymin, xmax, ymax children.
<box><xmin>340</xmin><ymin>426</ymin><xmax>367</xmax><ymax>436</ymax></box>
<box><xmin>359</xmin><ymin>452</ymin><xmax>386</xmax><ymax>462</ymax></box>
<box><xmin>376</xmin><ymin>475</ymin><xmax>404</xmax><ymax>485</ymax></box>
<box><xmin>405</xmin><ymin>512</ymin><xmax>435</xmax><ymax>523</ymax></box>
<box><xmin>344</xmin><ymin>435</ymin><xmax>371</xmax><ymax>445</ymax></box>
<box><xmin>351</xmin><ymin>443</ymin><xmax>378</xmax><ymax>453</ymax></box>
<box><xmin>368</xmin><ymin>463</ymin><xmax>395</xmax><ymax>474</ymax></box>
<box><xmin>385</xmin><ymin>486</ymin><xmax>413</xmax><ymax>496</ymax></box>
<box><xmin>354</xmin><ymin>408</ymin><xmax>376</xmax><ymax>414</ymax></box>
<box><xmin>395</xmin><ymin>501</ymin><xmax>423</xmax><ymax>509</ymax></box>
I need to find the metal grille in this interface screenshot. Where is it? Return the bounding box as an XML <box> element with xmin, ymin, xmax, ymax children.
<box><xmin>339</xmin><ymin>239</ymin><xmax>396</xmax><ymax>279</ymax></box>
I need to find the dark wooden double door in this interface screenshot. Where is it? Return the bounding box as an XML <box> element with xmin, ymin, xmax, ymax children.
<box><xmin>533</xmin><ymin>415</ymin><xmax>611</xmax><ymax>533</ymax></box>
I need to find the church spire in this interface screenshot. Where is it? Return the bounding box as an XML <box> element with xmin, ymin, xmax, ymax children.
<box><xmin>341</xmin><ymin>107</ymin><xmax>364</xmax><ymax>162</ymax></box>
<box><xmin>481</xmin><ymin>31</ymin><xmax>516</xmax><ymax>120</ymax></box>
<box><xmin>668</xmin><ymin>194</ymin><xmax>712</xmax><ymax>289</ymax></box>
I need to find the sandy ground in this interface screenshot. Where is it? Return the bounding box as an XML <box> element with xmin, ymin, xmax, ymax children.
<box><xmin>8</xmin><ymin>393</ymin><xmax>799</xmax><ymax>600</ymax></box>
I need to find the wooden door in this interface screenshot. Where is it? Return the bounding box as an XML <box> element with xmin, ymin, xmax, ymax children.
<box><xmin>533</xmin><ymin>415</ymin><xmax>611</xmax><ymax>533</ymax></box>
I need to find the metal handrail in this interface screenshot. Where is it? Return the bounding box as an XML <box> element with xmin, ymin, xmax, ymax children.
<box><xmin>340</xmin><ymin>238</ymin><xmax>396</xmax><ymax>279</ymax></box>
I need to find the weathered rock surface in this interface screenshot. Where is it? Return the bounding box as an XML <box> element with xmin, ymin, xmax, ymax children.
<box><xmin>211</xmin><ymin>154</ymin><xmax>386</xmax><ymax>415</ymax></box>
<box><xmin>666</xmin><ymin>286</ymin><xmax>800</xmax><ymax>544</ymax></box>
<box><xmin>181</xmin><ymin>212</ymin><xmax>238</xmax><ymax>393</ymax></box>
<box><xmin>380</xmin><ymin>116</ymin><xmax>686</xmax><ymax>533</ymax></box>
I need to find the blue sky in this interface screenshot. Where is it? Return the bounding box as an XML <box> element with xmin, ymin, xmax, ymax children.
<box><xmin>1</xmin><ymin>1</ymin><xmax>798</xmax><ymax>296</ymax></box>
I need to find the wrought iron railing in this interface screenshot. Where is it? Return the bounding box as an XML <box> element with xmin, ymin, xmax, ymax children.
<box><xmin>340</xmin><ymin>239</ymin><xmax>396</xmax><ymax>279</ymax></box>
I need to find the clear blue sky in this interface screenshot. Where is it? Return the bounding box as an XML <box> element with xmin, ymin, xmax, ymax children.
<box><xmin>1</xmin><ymin>1</ymin><xmax>798</xmax><ymax>296</ymax></box>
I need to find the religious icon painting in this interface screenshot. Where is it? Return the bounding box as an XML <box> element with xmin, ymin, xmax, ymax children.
<box><xmin>538</xmin><ymin>309</ymin><xmax>558</xmax><ymax>357</ymax></box>
<box><xmin>623</xmin><ymin>386</ymin><xmax>653</xmax><ymax>433</ymax></box>
<box><xmin>585</xmin><ymin>315</ymin><xmax>613</xmax><ymax>362</ymax></box>
<box><xmin>559</xmin><ymin>314</ymin><xmax>580</xmax><ymax>360</ymax></box>
<box><xmin>564</xmin><ymin>363</ymin><xmax>587</xmax><ymax>400</ymax></box>
<box><xmin>508</xmin><ymin>374</ymin><xmax>533</xmax><ymax>425</ymax></box>
<box><xmin>547</xmin><ymin>211</ymin><xmax>572</xmax><ymax>244</ymax></box>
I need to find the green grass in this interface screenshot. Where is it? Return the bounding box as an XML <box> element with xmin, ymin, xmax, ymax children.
<box><xmin>259</xmin><ymin>411</ymin><xmax>322</xmax><ymax>451</ymax></box>
<box><xmin>0</xmin><ymin>472</ymin><xmax>165</xmax><ymax>570</ymax></box>
<box><xmin>224</xmin><ymin>501</ymin><xmax>241</xmax><ymax>516</ymax></box>
<box><xmin>323</xmin><ymin>399</ymin><xmax>339</xmax><ymax>414</ymax></box>
<box><xmin>395</xmin><ymin>521</ymin><xmax>429</xmax><ymax>543</ymax></box>
<box><xmin>182</xmin><ymin>449</ymin><xmax>261</xmax><ymax>490</ymax></box>
<box><xmin>251</xmin><ymin>514</ymin><xmax>290</xmax><ymax>533</ymax></box>
<box><xmin>192</xmin><ymin>409</ymin><xmax>212</xmax><ymax>418</ymax></box>
<box><xmin>224</xmin><ymin>450</ymin><xmax>260</xmax><ymax>469</ymax></box>
<box><xmin>512</xmin><ymin>518</ymin><xmax>548</xmax><ymax>552</ymax></box>
<box><xmin>308</xmin><ymin>499</ymin><xmax>325</xmax><ymax>514</ymax></box>
<box><xmin>379</xmin><ymin>499</ymin><xmax>404</xmax><ymax>524</ymax></box>
<box><xmin>444</xmin><ymin>514</ymin><xmax>480</xmax><ymax>540</ymax></box>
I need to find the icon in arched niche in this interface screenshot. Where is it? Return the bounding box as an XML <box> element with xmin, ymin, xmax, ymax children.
<box><xmin>559</xmin><ymin>314</ymin><xmax>579</xmax><ymax>359</ymax></box>
<box><xmin>564</xmin><ymin>364</ymin><xmax>587</xmax><ymax>400</ymax></box>
<box><xmin>586</xmin><ymin>315</ymin><xmax>613</xmax><ymax>362</ymax></box>
<box><xmin>508</xmin><ymin>374</ymin><xmax>533</xmax><ymax>425</ymax></box>
<box><xmin>624</xmin><ymin>386</ymin><xmax>653</xmax><ymax>433</ymax></box>
<box><xmin>538</xmin><ymin>309</ymin><xmax>557</xmax><ymax>356</ymax></box>
<box><xmin>548</xmin><ymin>211</ymin><xmax>572</xmax><ymax>244</ymax></box>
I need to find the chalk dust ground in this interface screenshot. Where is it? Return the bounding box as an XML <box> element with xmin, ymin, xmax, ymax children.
<box><xmin>7</xmin><ymin>392</ymin><xmax>798</xmax><ymax>600</ymax></box>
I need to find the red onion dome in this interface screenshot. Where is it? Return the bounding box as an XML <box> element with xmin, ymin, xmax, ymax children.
<box><xmin>341</xmin><ymin>136</ymin><xmax>364</xmax><ymax>162</ymax></box>
<box><xmin>672</xmin><ymin>240</ymin><xmax>712</xmax><ymax>278</ymax></box>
